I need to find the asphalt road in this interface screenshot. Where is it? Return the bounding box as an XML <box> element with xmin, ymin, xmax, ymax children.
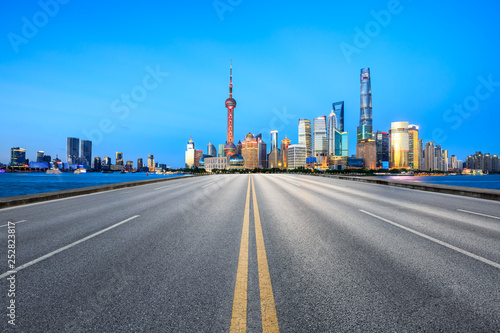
<box><xmin>0</xmin><ymin>174</ymin><xmax>499</xmax><ymax>332</ymax></box>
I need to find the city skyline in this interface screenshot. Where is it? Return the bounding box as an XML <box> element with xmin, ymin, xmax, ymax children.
<box><xmin>2</xmin><ymin>2</ymin><xmax>500</xmax><ymax>167</ymax></box>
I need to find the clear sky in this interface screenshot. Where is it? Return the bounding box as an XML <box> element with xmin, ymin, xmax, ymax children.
<box><xmin>1</xmin><ymin>0</ymin><xmax>499</xmax><ymax>167</ymax></box>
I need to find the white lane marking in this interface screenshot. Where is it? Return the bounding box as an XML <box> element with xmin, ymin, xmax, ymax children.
<box><xmin>0</xmin><ymin>220</ymin><xmax>27</xmax><ymax>228</ymax></box>
<box><xmin>360</xmin><ymin>210</ymin><xmax>500</xmax><ymax>270</ymax></box>
<box><xmin>201</xmin><ymin>182</ymin><xmax>215</xmax><ymax>188</ymax></box>
<box><xmin>457</xmin><ymin>209</ymin><xmax>500</xmax><ymax>220</ymax></box>
<box><xmin>0</xmin><ymin>215</ymin><xmax>140</xmax><ymax>279</ymax></box>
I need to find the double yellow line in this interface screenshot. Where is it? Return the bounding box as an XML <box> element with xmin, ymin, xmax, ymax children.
<box><xmin>230</xmin><ymin>175</ymin><xmax>279</xmax><ymax>333</ymax></box>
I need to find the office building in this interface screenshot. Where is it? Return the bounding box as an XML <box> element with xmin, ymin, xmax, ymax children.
<box><xmin>424</xmin><ymin>142</ymin><xmax>435</xmax><ymax>171</ymax></box>
<box><xmin>207</xmin><ymin>142</ymin><xmax>217</xmax><ymax>157</ymax></box>
<box><xmin>287</xmin><ymin>144</ymin><xmax>307</xmax><ymax>169</ymax></box>
<box><xmin>204</xmin><ymin>156</ymin><xmax>229</xmax><ymax>172</ymax></box>
<box><xmin>115</xmin><ymin>152</ymin><xmax>124</xmax><ymax>166</ymax></box>
<box><xmin>218</xmin><ymin>144</ymin><xmax>225</xmax><ymax>157</ymax></box>
<box><xmin>389</xmin><ymin>121</ymin><xmax>409</xmax><ymax>169</ymax></box>
<box><xmin>10</xmin><ymin>147</ymin><xmax>26</xmax><ymax>167</ymax></box>
<box><xmin>373</xmin><ymin>131</ymin><xmax>389</xmax><ymax>168</ymax></box>
<box><xmin>434</xmin><ymin>145</ymin><xmax>443</xmax><ymax>171</ymax></box>
<box><xmin>298</xmin><ymin>119</ymin><xmax>312</xmax><ymax>157</ymax></box>
<box><xmin>67</xmin><ymin>137</ymin><xmax>79</xmax><ymax>163</ymax></box>
<box><xmin>442</xmin><ymin>150</ymin><xmax>449</xmax><ymax>172</ymax></box>
<box><xmin>36</xmin><ymin>151</ymin><xmax>44</xmax><ymax>162</ymax></box>
<box><xmin>332</xmin><ymin>101</ymin><xmax>345</xmax><ymax>132</ymax></box>
<box><xmin>148</xmin><ymin>154</ymin><xmax>155</xmax><ymax>168</ymax></box>
<box><xmin>281</xmin><ymin>136</ymin><xmax>291</xmax><ymax>169</ymax></box>
<box><xmin>185</xmin><ymin>137</ymin><xmax>196</xmax><ymax>168</ymax></box>
<box><xmin>270</xmin><ymin>130</ymin><xmax>278</xmax><ymax>152</ymax></box>
<box><xmin>268</xmin><ymin>149</ymin><xmax>280</xmax><ymax>169</ymax></box>
<box><xmin>327</xmin><ymin>108</ymin><xmax>337</xmax><ymax>156</ymax></box>
<box><xmin>241</xmin><ymin>133</ymin><xmax>258</xmax><ymax>169</ymax></box>
<box><xmin>256</xmin><ymin>134</ymin><xmax>267</xmax><ymax>168</ymax></box>
<box><xmin>408</xmin><ymin>125</ymin><xmax>419</xmax><ymax>170</ymax></box>
<box><xmin>224</xmin><ymin>61</ymin><xmax>237</xmax><ymax>157</ymax></box>
<box><xmin>92</xmin><ymin>157</ymin><xmax>101</xmax><ymax>170</ymax></box>
<box><xmin>196</xmin><ymin>150</ymin><xmax>203</xmax><ymax>167</ymax></box>
<box><xmin>236</xmin><ymin>140</ymin><xmax>242</xmax><ymax>155</ymax></box>
<box><xmin>125</xmin><ymin>161</ymin><xmax>133</xmax><ymax>172</ymax></box>
<box><xmin>356</xmin><ymin>139</ymin><xmax>377</xmax><ymax>170</ymax></box>
<box><xmin>81</xmin><ymin>140</ymin><xmax>92</xmax><ymax>166</ymax></box>
<box><xmin>357</xmin><ymin>68</ymin><xmax>373</xmax><ymax>143</ymax></box>
<box><xmin>313</xmin><ymin>116</ymin><xmax>327</xmax><ymax>157</ymax></box>
<box><xmin>418</xmin><ymin>139</ymin><xmax>424</xmax><ymax>171</ymax></box>
<box><xmin>137</xmin><ymin>158</ymin><xmax>143</xmax><ymax>171</ymax></box>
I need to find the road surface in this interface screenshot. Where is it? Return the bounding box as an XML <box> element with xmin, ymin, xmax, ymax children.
<box><xmin>0</xmin><ymin>174</ymin><xmax>499</xmax><ymax>332</ymax></box>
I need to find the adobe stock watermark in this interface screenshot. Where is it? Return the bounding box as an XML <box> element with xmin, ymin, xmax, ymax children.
<box><xmin>260</xmin><ymin>106</ymin><xmax>297</xmax><ymax>136</ymax></box>
<box><xmin>340</xmin><ymin>0</ymin><xmax>410</xmax><ymax>64</ymax></box>
<box><xmin>213</xmin><ymin>0</ymin><xmax>242</xmax><ymax>21</ymax></box>
<box><xmin>83</xmin><ymin>65</ymin><xmax>169</xmax><ymax>146</ymax></box>
<box><xmin>432</xmin><ymin>74</ymin><xmax>499</xmax><ymax>144</ymax></box>
<box><xmin>7</xmin><ymin>0</ymin><xmax>70</xmax><ymax>54</ymax></box>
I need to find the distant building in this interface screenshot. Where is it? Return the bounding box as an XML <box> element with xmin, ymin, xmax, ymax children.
<box><xmin>207</xmin><ymin>142</ymin><xmax>217</xmax><ymax>157</ymax></box>
<box><xmin>116</xmin><ymin>152</ymin><xmax>124</xmax><ymax>166</ymax></box>
<box><xmin>218</xmin><ymin>144</ymin><xmax>225</xmax><ymax>157</ymax></box>
<box><xmin>418</xmin><ymin>139</ymin><xmax>424</xmax><ymax>171</ymax></box>
<box><xmin>256</xmin><ymin>134</ymin><xmax>267</xmax><ymax>168</ymax></box>
<box><xmin>270</xmin><ymin>130</ymin><xmax>278</xmax><ymax>152</ymax></box>
<box><xmin>92</xmin><ymin>157</ymin><xmax>102</xmax><ymax>170</ymax></box>
<box><xmin>389</xmin><ymin>121</ymin><xmax>409</xmax><ymax>169</ymax></box>
<box><xmin>356</xmin><ymin>139</ymin><xmax>376</xmax><ymax>170</ymax></box>
<box><xmin>241</xmin><ymin>133</ymin><xmax>258</xmax><ymax>169</ymax></box>
<box><xmin>298</xmin><ymin>119</ymin><xmax>312</xmax><ymax>157</ymax></box>
<box><xmin>424</xmin><ymin>142</ymin><xmax>435</xmax><ymax>171</ymax></box>
<box><xmin>287</xmin><ymin>144</ymin><xmax>307</xmax><ymax>169</ymax></box>
<box><xmin>357</xmin><ymin>68</ymin><xmax>373</xmax><ymax>143</ymax></box>
<box><xmin>81</xmin><ymin>140</ymin><xmax>92</xmax><ymax>166</ymax></box>
<box><xmin>327</xmin><ymin>108</ymin><xmax>338</xmax><ymax>156</ymax></box>
<box><xmin>137</xmin><ymin>158</ymin><xmax>143</xmax><ymax>171</ymax></box>
<box><xmin>42</xmin><ymin>155</ymin><xmax>52</xmax><ymax>163</ymax></box>
<box><xmin>281</xmin><ymin>136</ymin><xmax>291</xmax><ymax>169</ymax></box>
<box><xmin>268</xmin><ymin>149</ymin><xmax>280</xmax><ymax>169</ymax></box>
<box><xmin>195</xmin><ymin>150</ymin><xmax>203</xmax><ymax>167</ymax></box>
<box><xmin>125</xmin><ymin>161</ymin><xmax>133</xmax><ymax>171</ymax></box>
<box><xmin>148</xmin><ymin>154</ymin><xmax>155</xmax><ymax>168</ymax></box>
<box><xmin>408</xmin><ymin>125</ymin><xmax>419</xmax><ymax>170</ymax></box>
<box><xmin>374</xmin><ymin>130</ymin><xmax>389</xmax><ymax>168</ymax></box>
<box><xmin>204</xmin><ymin>156</ymin><xmax>229</xmax><ymax>172</ymax></box>
<box><xmin>313</xmin><ymin>116</ymin><xmax>327</xmax><ymax>157</ymax></box>
<box><xmin>185</xmin><ymin>137</ymin><xmax>196</xmax><ymax>168</ymax></box>
<box><xmin>36</xmin><ymin>151</ymin><xmax>45</xmax><ymax>162</ymax></box>
<box><xmin>236</xmin><ymin>140</ymin><xmax>242</xmax><ymax>155</ymax></box>
<box><xmin>10</xmin><ymin>147</ymin><xmax>26</xmax><ymax>167</ymax></box>
<box><xmin>434</xmin><ymin>145</ymin><xmax>443</xmax><ymax>171</ymax></box>
<box><xmin>67</xmin><ymin>137</ymin><xmax>79</xmax><ymax>163</ymax></box>
<box><xmin>103</xmin><ymin>156</ymin><xmax>112</xmax><ymax>167</ymax></box>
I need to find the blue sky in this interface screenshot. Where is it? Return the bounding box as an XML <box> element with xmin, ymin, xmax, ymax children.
<box><xmin>1</xmin><ymin>0</ymin><xmax>499</xmax><ymax>167</ymax></box>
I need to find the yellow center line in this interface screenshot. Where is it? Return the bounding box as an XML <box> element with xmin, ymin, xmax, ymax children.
<box><xmin>251</xmin><ymin>175</ymin><xmax>280</xmax><ymax>332</ymax></box>
<box><xmin>229</xmin><ymin>176</ymin><xmax>251</xmax><ymax>333</ymax></box>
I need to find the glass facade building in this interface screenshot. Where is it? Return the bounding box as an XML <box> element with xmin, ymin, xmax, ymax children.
<box><xmin>298</xmin><ymin>119</ymin><xmax>312</xmax><ymax>157</ymax></box>
<box><xmin>10</xmin><ymin>147</ymin><xmax>26</xmax><ymax>167</ymax></box>
<box><xmin>408</xmin><ymin>125</ymin><xmax>419</xmax><ymax>170</ymax></box>
<box><xmin>207</xmin><ymin>142</ymin><xmax>217</xmax><ymax>157</ymax></box>
<box><xmin>389</xmin><ymin>121</ymin><xmax>409</xmax><ymax>169</ymax></box>
<box><xmin>357</xmin><ymin>68</ymin><xmax>373</xmax><ymax>143</ymax></box>
<box><xmin>374</xmin><ymin>130</ymin><xmax>389</xmax><ymax>168</ymax></box>
<box><xmin>270</xmin><ymin>130</ymin><xmax>278</xmax><ymax>152</ymax></box>
<box><xmin>67</xmin><ymin>137</ymin><xmax>79</xmax><ymax>163</ymax></box>
<box><xmin>287</xmin><ymin>144</ymin><xmax>307</xmax><ymax>169</ymax></box>
<box><xmin>327</xmin><ymin>109</ymin><xmax>337</xmax><ymax>156</ymax></box>
<box><xmin>333</xmin><ymin>101</ymin><xmax>345</xmax><ymax>132</ymax></box>
<box><xmin>81</xmin><ymin>140</ymin><xmax>92</xmax><ymax>166</ymax></box>
<box><xmin>313</xmin><ymin>116</ymin><xmax>327</xmax><ymax>157</ymax></box>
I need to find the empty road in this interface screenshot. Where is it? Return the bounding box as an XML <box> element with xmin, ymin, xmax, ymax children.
<box><xmin>1</xmin><ymin>174</ymin><xmax>499</xmax><ymax>332</ymax></box>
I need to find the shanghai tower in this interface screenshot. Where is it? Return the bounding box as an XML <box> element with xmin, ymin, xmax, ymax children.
<box><xmin>357</xmin><ymin>67</ymin><xmax>372</xmax><ymax>142</ymax></box>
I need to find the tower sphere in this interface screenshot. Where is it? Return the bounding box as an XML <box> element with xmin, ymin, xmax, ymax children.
<box><xmin>225</xmin><ymin>97</ymin><xmax>237</xmax><ymax>108</ymax></box>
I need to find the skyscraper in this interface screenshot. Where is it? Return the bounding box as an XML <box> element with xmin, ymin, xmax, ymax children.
<box><xmin>408</xmin><ymin>125</ymin><xmax>419</xmax><ymax>170</ymax></box>
<box><xmin>418</xmin><ymin>139</ymin><xmax>424</xmax><ymax>171</ymax></box>
<box><xmin>67</xmin><ymin>137</ymin><xmax>79</xmax><ymax>163</ymax></box>
<box><xmin>255</xmin><ymin>134</ymin><xmax>267</xmax><ymax>168</ymax></box>
<box><xmin>224</xmin><ymin>61</ymin><xmax>237</xmax><ymax>157</ymax></box>
<box><xmin>389</xmin><ymin>121</ymin><xmax>409</xmax><ymax>169</ymax></box>
<box><xmin>298</xmin><ymin>119</ymin><xmax>312</xmax><ymax>157</ymax></box>
<box><xmin>137</xmin><ymin>158</ymin><xmax>143</xmax><ymax>171</ymax></box>
<box><xmin>434</xmin><ymin>145</ymin><xmax>443</xmax><ymax>171</ymax></box>
<box><xmin>148</xmin><ymin>154</ymin><xmax>155</xmax><ymax>168</ymax></box>
<box><xmin>281</xmin><ymin>136</ymin><xmax>291</xmax><ymax>169</ymax></box>
<box><xmin>270</xmin><ymin>130</ymin><xmax>278</xmax><ymax>152</ymax></box>
<box><xmin>424</xmin><ymin>142</ymin><xmax>435</xmax><ymax>171</ymax></box>
<box><xmin>218</xmin><ymin>144</ymin><xmax>225</xmax><ymax>157</ymax></box>
<box><xmin>356</xmin><ymin>139</ymin><xmax>377</xmax><ymax>170</ymax></box>
<box><xmin>207</xmin><ymin>142</ymin><xmax>217</xmax><ymax>157</ymax></box>
<box><xmin>357</xmin><ymin>68</ymin><xmax>373</xmax><ymax>143</ymax></box>
<box><xmin>81</xmin><ymin>140</ymin><xmax>92</xmax><ymax>166</ymax></box>
<box><xmin>374</xmin><ymin>130</ymin><xmax>389</xmax><ymax>168</ymax></box>
<box><xmin>185</xmin><ymin>137</ymin><xmax>196</xmax><ymax>168</ymax></box>
<box><xmin>116</xmin><ymin>152</ymin><xmax>124</xmax><ymax>165</ymax></box>
<box><xmin>241</xmin><ymin>133</ymin><xmax>258</xmax><ymax>169</ymax></box>
<box><xmin>327</xmin><ymin>108</ymin><xmax>337</xmax><ymax>156</ymax></box>
<box><xmin>313</xmin><ymin>116</ymin><xmax>327</xmax><ymax>157</ymax></box>
<box><xmin>332</xmin><ymin>101</ymin><xmax>345</xmax><ymax>132</ymax></box>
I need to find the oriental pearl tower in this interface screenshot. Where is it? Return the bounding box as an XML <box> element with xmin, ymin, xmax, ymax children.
<box><xmin>223</xmin><ymin>60</ymin><xmax>237</xmax><ymax>157</ymax></box>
